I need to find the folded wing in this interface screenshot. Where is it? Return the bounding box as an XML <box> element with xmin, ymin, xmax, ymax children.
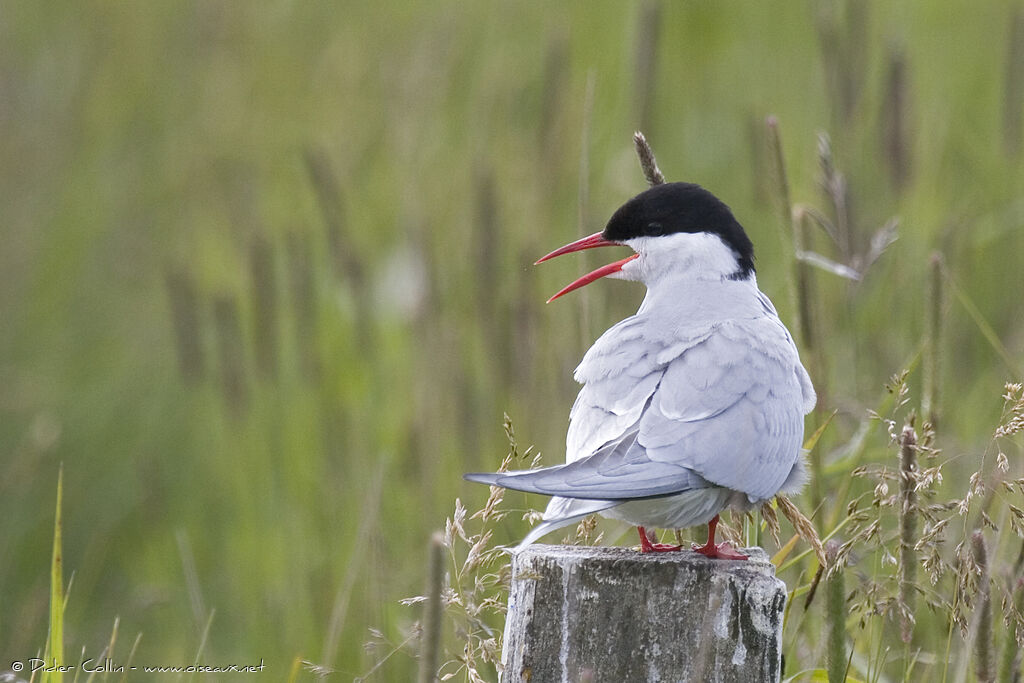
<box><xmin>465</xmin><ymin>427</ymin><xmax>716</xmax><ymax>500</ymax></box>
<box><xmin>567</xmin><ymin>314</ymin><xmax>814</xmax><ymax>502</ymax></box>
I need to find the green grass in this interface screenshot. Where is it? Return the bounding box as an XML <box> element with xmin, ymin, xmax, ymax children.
<box><xmin>42</xmin><ymin>467</ymin><xmax>64</xmax><ymax>683</ymax></box>
<box><xmin>2</xmin><ymin>1</ymin><xmax>1024</xmax><ymax>681</ymax></box>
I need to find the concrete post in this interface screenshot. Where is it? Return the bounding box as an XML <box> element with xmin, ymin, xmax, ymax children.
<box><xmin>501</xmin><ymin>544</ymin><xmax>786</xmax><ymax>683</ymax></box>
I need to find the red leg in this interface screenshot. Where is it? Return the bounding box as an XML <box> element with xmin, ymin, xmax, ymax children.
<box><xmin>691</xmin><ymin>515</ymin><xmax>748</xmax><ymax>560</ymax></box>
<box><xmin>637</xmin><ymin>526</ymin><xmax>682</xmax><ymax>553</ymax></box>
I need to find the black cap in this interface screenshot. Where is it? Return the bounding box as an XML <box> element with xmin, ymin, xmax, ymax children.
<box><xmin>602</xmin><ymin>182</ymin><xmax>755</xmax><ymax>279</ymax></box>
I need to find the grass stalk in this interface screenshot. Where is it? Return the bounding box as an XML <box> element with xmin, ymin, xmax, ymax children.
<box><xmin>286</xmin><ymin>231</ymin><xmax>320</xmax><ymax>380</ymax></box>
<box><xmin>793</xmin><ymin>208</ymin><xmax>825</xmax><ymax>389</ymax></box>
<box><xmin>973</xmin><ymin>530</ymin><xmax>994</xmax><ymax>683</ymax></box>
<box><xmin>997</xmin><ymin>577</ymin><xmax>1024</xmax><ymax>683</ymax></box>
<box><xmin>212</xmin><ymin>296</ymin><xmax>248</xmax><ymax>416</ymax></box>
<box><xmin>303</xmin><ymin>148</ymin><xmax>357</xmax><ymax>283</ymax></box>
<box><xmin>175</xmin><ymin>529</ymin><xmax>208</xmax><ymax>634</ymax></box>
<box><xmin>473</xmin><ymin>165</ymin><xmax>512</xmax><ymax>390</ymax></box>
<box><xmin>1004</xmin><ymin>5</ymin><xmax>1024</xmax><ymax>157</ymax></box>
<box><xmin>304</xmin><ymin>147</ymin><xmax>372</xmax><ymax>347</ymax></box>
<box><xmin>120</xmin><ymin>632</ymin><xmax>143</xmax><ymax>683</ymax></box>
<box><xmin>83</xmin><ymin>616</ymin><xmax>118</xmax><ymax>683</ymax></box>
<box><xmin>577</xmin><ymin>69</ymin><xmax>596</xmax><ymax>348</ymax></box>
<box><xmin>249</xmin><ymin>233</ymin><xmax>279</xmax><ymax>381</ymax></box>
<box><xmin>188</xmin><ymin>610</ymin><xmax>216</xmax><ymax>683</ymax></box>
<box><xmin>814</xmin><ymin>2</ymin><xmax>843</xmax><ymax>127</ymax></box>
<box><xmin>814</xmin><ymin>0</ymin><xmax>866</xmax><ymax>128</ymax></box>
<box><xmin>795</xmin><ymin>172</ymin><xmax>825</xmax><ymax>511</ymax></box>
<box><xmin>947</xmin><ymin>270</ymin><xmax>1023</xmax><ymax>380</ymax></box>
<box><xmin>42</xmin><ymin>465</ymin><xmax>65</xmax><ymax>683</ymax></box>
<box><xmin>538</xmin><ymin>30</ymin><xmax>569</xmax><ymax>168</ymax></box>
<box><xmin>417</xmin><ymin>532</ymin><xmax>445</xmax><ymax>683</ymax></box>
<box><xmin>765</xmin><ymin>116</ymin><xmax>793</xmax><ymax>220</ymax></box>
<box><xmin>882</xmin><ymin>43</ymin><xmax>910</xmax><ymax>192</ymax></box>
<box><xmin>633</xmin><ymin>0</ymin><xmax>661</xmax><ymax>136</ymax></box>
<box><xmin>765</xmin><ymin>117</ymin><xmax>801</xmax><ymax>340</ymax></box>
<box><xmin>898</xmin><ymin>425</ymin><xmax>918</xmax><ymax>643</ymax></box>
<box><xmin>322</xmin><ymin>464</ymin><xmax>386</xmax><ymax>667</ymax></box>
<box><xmin>473</xmin><ymin>166</ymin><xmax>499</xmax><ymax>330</ymax></box>
<box><xmin>816</xmin><ymin>132</ymin><xmax>849</xmax><ymax>259</ymax></box>
<box><xmin>165</xmin><ymin>268</ymin><xmax>205</xmax><ymax>384</ymax></box>
<box><xmin>633</xmin><ymin>131</ymin><xmax>665</xmax><ymax>186</ymax></box>
<box><xmin>824</xmin><ymin>540</ymin><xmax>847</xmax><ymax>683</ymax></box>
<box><xmin>286</xmin><ymin>656</ymin><xmax>303</xmax><ymax>683</ymax></box>
<box><xmin>922</xmin><ymin>252</ymin><xmax>944</xmax><ymax>425</ymax></box>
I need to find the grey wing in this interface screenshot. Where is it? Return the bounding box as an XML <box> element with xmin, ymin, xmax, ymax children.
<box><xmin>566</xmin><ymin>315</ymin><xmax>711</xmax><ymax>462</ymax></box>
<box><xmin>639</xmin><ymin>319</ymin><xmax>812</xmax><ymax>500</ymax></box>
<box><xmin>545</xmin><ymin>311</ymin><xmax>813</xmax><ymax>502</ymax></box>
<box><xmin>464</xmin><ymin>427</ymin><xmax>715</xmax><ymax>500</ymax></box>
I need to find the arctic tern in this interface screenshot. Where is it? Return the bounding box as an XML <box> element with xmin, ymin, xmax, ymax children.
<box><xmin>465</xmin><ymin>181</ymin><xmax>815</xmax><ymax>559</ymax></box>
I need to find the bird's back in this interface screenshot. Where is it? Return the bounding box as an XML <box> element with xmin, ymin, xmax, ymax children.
<box><xmin>567</xmin><ymin>278</ymin><xmax>815</xmax><ymax>503</ymax></box>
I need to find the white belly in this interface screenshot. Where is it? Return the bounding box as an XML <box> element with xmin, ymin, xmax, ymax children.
<box><xmin>600</xmin><ymin>487</ymin><xmax>755</xmax><ymax>530</ymax></box>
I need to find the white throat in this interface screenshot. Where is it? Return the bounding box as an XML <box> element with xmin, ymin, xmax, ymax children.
<box><xmin>616</xmin><ymin>232</ymin><xmax>749</xmax><ymax>286</ymax></box>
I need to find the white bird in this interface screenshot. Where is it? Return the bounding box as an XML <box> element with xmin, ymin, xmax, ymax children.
<box><xmin>465</xmin><ymin>182</ymin><xmax>816</xmax><ymax>559</ymax></box>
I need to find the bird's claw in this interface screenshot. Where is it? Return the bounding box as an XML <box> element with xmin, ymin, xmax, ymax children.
<box><xmin>637</xmin><ymin>527</ymin><xmax>683</xmax><ymax>553</ymax></box>
<box><xmin>641</xmin><ymin>541</ymin><xmax>684</xmax><ymax>553</ymax></box>
<box><xmin>691</xmin><ymin>540</ymin><xmax>749</xmax><ymax>561</ymax></box>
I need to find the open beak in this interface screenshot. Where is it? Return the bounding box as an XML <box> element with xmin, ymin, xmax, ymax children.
<box><xmin>535</xmin><ymin>231</ymin><xmax>639</xmax><ymax>303</ymax></box>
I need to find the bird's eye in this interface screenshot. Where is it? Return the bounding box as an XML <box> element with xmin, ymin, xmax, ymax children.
<box><xmin>647</xmin><ymin>222</ymin><xmax>664</xmax><ymax>236</ymax></box>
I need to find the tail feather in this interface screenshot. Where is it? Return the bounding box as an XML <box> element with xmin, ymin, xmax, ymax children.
<box><xmin>463</xmin><ymin>456</ymin><xmax>705</xmax><ymax>500</ymax></box>
<box><xmin>516</xmin><ymin>497</ymin><xmax>618</xmax><ymax>550</ymax></box>
<box><xmin>463</xmin><ymin>472</ymin><xmax>505</xmax><ymax>487</ymax></box>
<box><xmin>516</xmin><ymin>515</ymin><xmax>587</xmax><ymax>550</ymax></box>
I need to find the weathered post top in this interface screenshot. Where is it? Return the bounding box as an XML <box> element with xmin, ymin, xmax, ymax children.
<box><xmin>502</xmin><ymin>544</ymin><xmax>786</xmax><ymax>683</ymax></box>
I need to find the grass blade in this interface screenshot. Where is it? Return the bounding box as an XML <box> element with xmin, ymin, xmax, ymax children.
<box><xmin>285</xmin><ymin>656</ymin><xmax>303</xmax><ymax>683</ymax></box>
<box><xmin>947</xmin><ymin>270</ymin><xmax>1023</xmax><ymax>380</ymax></box>
<box><xmin>803</xmin><ymin>409</ymin><xmax>838</xmax><ymax>452</ymax></box>
<box><xmin>42</xmin><ymin>465</ymin><xmax>65</xmax><ymax>683</ymax></box>
<box><xmin>416</xmin><ymin>532</ymin><xmax>445</xmax><ymax>683</ymax></box>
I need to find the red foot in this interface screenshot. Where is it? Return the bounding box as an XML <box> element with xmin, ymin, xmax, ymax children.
<box><xmin>635</xmin><ymin>518</ymin><xmax>749</xmax><ymax>559</ymax></box>
<box><xmin>691</xmin><ymin>540</ymin><xmax>749</xmax><ymax>561</ymax></box>
<box><xmin>691</xmin><ymin>515</ymin><xmax>749</xmax><ymax>561</ymax></box>
<box><xmin>637</xmin><ymin>527</ymin><xmax>682</xmax><ymax>553</ymax></box>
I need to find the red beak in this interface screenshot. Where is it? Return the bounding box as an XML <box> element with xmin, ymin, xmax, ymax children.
<box><xmin>535</xmin><ymin>232</ymin><xmax>639</xmax><ymax>303</ymax></box>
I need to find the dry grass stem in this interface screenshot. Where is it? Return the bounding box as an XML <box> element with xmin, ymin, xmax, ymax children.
<box><xmin>761</xmin><ymin>501</ymin><xmax>781</xmax><ymax>548</ymax></box>
<box><xmin>898</xmin><ymin>425</ymin><xmax>919</xmax><ymax>642</ymax></box>
<box><xmin>776</xmin><ymin>494</ymin><xmax>827</xmax><ymax>569</ymax></box>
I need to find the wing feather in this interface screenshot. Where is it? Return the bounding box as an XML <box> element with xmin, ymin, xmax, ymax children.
<box><xmin>639</xmin><ymin>319</ymin><xmax>808</xmax><ymax>499</ymax></box>
<box><xmin>465</xmin><ymin>427</ymin><xmax>715</xmax><ymax>499</ymax></box>
<box><xmin>565</xmin><ymin>312</ymin><xmax>813</xmax><ymax>502</ymax></box>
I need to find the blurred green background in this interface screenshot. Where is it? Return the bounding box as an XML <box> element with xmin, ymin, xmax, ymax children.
<box><xmin>2</xmin><ymin>0</ymin><xmax>1023</xmax><ymax>680</ymax></box>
